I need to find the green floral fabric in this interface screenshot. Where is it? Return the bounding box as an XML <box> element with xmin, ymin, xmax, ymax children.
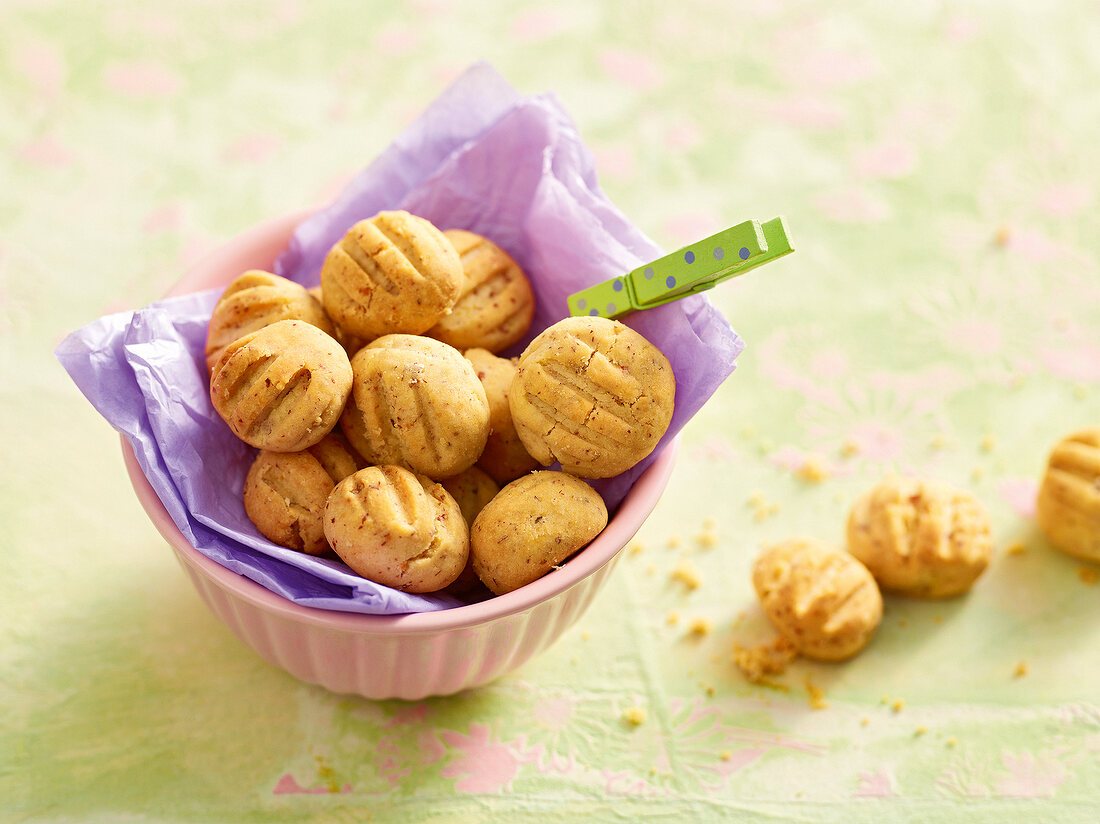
<box><xmin>5</xmin><ymin>1</ymin><xmax>1099</xmax><ymax>821</ymax></box>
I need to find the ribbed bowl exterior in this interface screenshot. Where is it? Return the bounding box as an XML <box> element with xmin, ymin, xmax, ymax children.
<box><xmin>174</xmin><ymin>545</ymin><xmax>619</xmax><ymax>700</ymax></box>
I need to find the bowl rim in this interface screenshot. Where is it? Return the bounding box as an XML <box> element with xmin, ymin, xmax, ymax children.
<box><xmin>126</xmin><ymin>210</ymin><xmax>680</xmax><ymax>636</ymax></box>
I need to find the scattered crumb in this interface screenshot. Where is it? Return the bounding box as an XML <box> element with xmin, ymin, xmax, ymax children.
<box><xmin>971</xmin><ymin>466</ymin><xmax>984</xmax><ymax>482</ymax></box>
<box><xmin>915</xmin><ymin>726</ymin><xmax>927</xmax><ymax>737</ymax></box>
<box><xmin>667</xmin><ymin>535</ymin><xmax>682</xmax><ymax>550</ymax></box>
<box><xmin>689</xmin><ymin>618</ymin><xmax>713</xmax><ymax>636</ymax></box>
<box><xmin>666</xmin><ymin>611</ymin><xmax>680</xmax><ymax>626</ymax></box>
<box><xmin>892</xmin><ymin>699</ymin><xmax>905</xmax><ymax>713</ymax></box>
<box><xmin>860</xmin><ymin>717</ymin><xmax>870</xmax><ymax>727</ymax></box>
<box><xmin>933</xmin><ymin>614</ymin><xmax>944</xmax><ymax>624</ymax></box>
<box><xmin>897</xmin><ymin>619</ymin><xmax>908</xmax><ymax>628</ymax></box>
<box><xmin>840</xmin><ymin>439</ymin><xmax>860</xmax><ymax>458</ymax></box>
<box><xmin>947</xmin><ymin>737</ymin><xmax>958</xmax><ymax>748</ymax></box>
<box><xmin>1078</xmin><ymin>566</ymin><xmax>1099</xmax><ymax>586</ymax></box>
<box><xmin>581</xmin><ymin>631</ymin><xmax>591</xmax><ymax>641</ymax></box>
<box><xmin>759</xmin><ymin>438</ymin><xmax>775</xmax><ymax>455</ymax></box>
<box><xmin>981</xmin><ymin>434</ymin><xmax>996</xmax><ymax>452</ymax></box>
<box><xmin>704</xmin><ymin>685</ymin><xmax>716</xmax><ymax>697</ymax></box>
<box><xmin>881</xmin><ymin>695</ymin><xmax>891</xmax><ymax>705</ymax></box>
<box><xmin>796</xmin><ymin>455</ymin><xmax>830</xmax><ymax>482</ymax></box>
<box><xmin>645</xmin><ymin>564</ymin><xmax>656</xmax><ymax>575</ymax></box>
<box><xmin>1005</xmin><ymin>542</ymin><xmax>1027</xmax><ymax>556</ymax></box>
<box><xmin>747</xmin><ymin>491</ymin><xmax>765</xmax><ymax>507</ymax></box>
<box><xmin>703</xmin><ymin>517</ymin><xmax>716</xmax><ymax>530</ymax></box>
<box><xmin>930</xmin><ymin>433</ymin><xmax>948</xmax><ymax>449</ymax></box>
<box><xmin>720</xmin><ymin>750</ymin><xmax>732</xmax><ymax>762</ymax></box>
<box><xmin>993</xmin><ymin>224</ymin><xmax>1011</xmax><ymax>246</ymax></box>
<box><xmin>671</xmin><ymin>560</ymin><xmax>701</xmax><ymax>591</ymax></box>
<box><xmin>696</xmin><ymin>532</ymin><xmax>718</xmax><ymax>549</ymax></box>
<box><xmin>733</xmin><ymin>636</ymin><xmax>798</xmax><ymax>684</ymax></box>
<box><xmin>623</xmin><ymin>707</ymin><xmax>646</xmax><ymax>726</ymax></box>
<box><xmin>1014</xmin><ymin>661</ymin><xmax>1029</xmax><ymax>678</ymax></box>
<box><xmin>806</xmin><ymin>677</ymin><xmax>828</xmax><ymax>710</ymax></box>
<box><xmin>628</xmin><ymin>541</ymin><xmax>645</xmax><ymax>556</ymax></box>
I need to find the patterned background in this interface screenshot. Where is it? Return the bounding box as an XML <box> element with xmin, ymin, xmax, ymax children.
<box><xmin>5</xmin><ymin>1</ymin><xmax>1100</xmax><ymax>821</ymax></box>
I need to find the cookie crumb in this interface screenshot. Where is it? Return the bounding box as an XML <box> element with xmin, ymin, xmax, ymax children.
<box><xmin>981</xmin><ymin>434</ymin><xmax>996</xmax><ymax>452</ymax></box>
<box><xmin>645</xmin><ymin>564</ymin><xmax>656</xmax><ymax>575</ymax></box>
<box><xmin>720</xmin><ymin>750</ymin><xmax>732</xmax><ymax>761</ymax></box>
<box><xmin>993</xmin><ymin>224</ymin><xmax>1011</xmax><ymax>246</ymax></box>
<box><xmin>697</xmin><ymin>531</ymin><xmax>718</xmax><ymax>549</ymax></box>
<box><xmin>667</xmin><ymin>535</ymin><xmax>682</xmax><ymax>550</ymax></box>
<box><xmin>704</xmin><ymin>685</ymin><xmax>716</xmax><ymax>697</ymax></box>
<box><xmin>915</xmin><ymin>725</ymin><xmax>927</xmax><ymax>737</ymax></box>
<box><xmin>892</xmin><ymin>699</ymin><xmax>905</xmax><ymax>713</ymax></box>
<box><xmin>628</xmin><ymin>541</ymin><xmax>645</xmax><ymax>556</ymax></box>
<box><xmin>881</xmin><ymin>695</ymin><xmax>891</xmax><ymax>705</ymax></box>
<box><xmin>840</xmin><ymin>439</ymin><xmax>860</xmax><ymax>458</ymax></box>
<box><xmin>806</xmin><ymin>677</ymin><xmax>828</xmax><ymax>710</ymax></box>
<box><xmin>733</xmin><ymin>636</ymin><xmax>798</xmax><ymax>684</ymax></box>
<box><xmin>796</xmin><ymin>455</ymin><xmax>830</xmax><ymax>482</ymax></box>
<box><xmin>623</xmin><ymin>707</ymin><xmax>646</xmax><ymax>726</ymax></box>
<box><xmin>971</xmin><ymin>466</ymin><xmax>984</xmax><ymax>482</ymax></box>
<box><xmin>930</xmin><ymin>433</ymin><xmax>948</xmax><ymax>449</ymax></box>
<box><xmin>860</xmin><ymin>717</ymin><xmax>870</xmax><ymax>727</ymax></box>
<box><xmin>1013</xmin><ymin>661</ymin><xmax>1029</xmax><ymax>678</ymax></box>
<box><xmin>581</xmin><ymin>631</ymin><xmax>591</xmax><ymax>641</ymax></box>
<box><xmin>1078</xmin><ymin>566</ymin><xmax>1099</xmax><ymax>586</ymax></box>
<box><xmin>666</xmin><ymin>611</ymin><xmax>680</xmax><ymax>626</ymax></box>
<box><xmin>1005</xmin><ymin>542</ymin><xmax>1027</xmax><ymax>556</ymax></box>
<box><xmin>947</xmin><ymin>737</ymin><xmax>958</xmax><ymax>748</ymax></box>
<box><xmin>671</xmin><ymin>560</ymin><xmax>701</xmax><ymax>591</ymax></box>
<box><xmin>689</xmin><ymin>618</ymin><xmax>712</xmax><ymax>636</ymax></box>
<box><xmin>703</xmin><ymin>517</ymin><xmax>716</xmax><ymax>530</ymax></box>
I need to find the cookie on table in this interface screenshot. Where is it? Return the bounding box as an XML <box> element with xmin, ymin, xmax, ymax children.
<box><xmin>206</xmin><ymin>270</ymin><xmax>333</xmax><ymax>373</ymax></box>
<box><xmin>753</xmin><ymin>538</ymin><xmax>882</xmax><ymax>661</ymax></box>
<box><xmin>846</xmin><ymin>476</ymin><xmax>993</xmax><ymax>598</ymax></box>
<box><xmin>509</xmin><ymin>316</ymin><xmax>675</xmax><ymax>478</ymax></box>
<box><xmin>1036</xmin><ymin>427</ymin><xmax>1100</xmax><ymax>563</ymax></box>
<box><xmin>345</xmin><ymin>334</ymin><xmax>490</xmax><ymax>479</ymax></box>
<box><xmin>209</xmin><ymin>319</ymin><xmax>352</xmax><ymax>452</ymax></box>
<box><xmin>320</xmin><ymin>210</ymin><xmax>463</xmax><ymax>340</ymax></box>
<box><xmin>324</xmin><ymin>465</ymin><xmax>468</xmax><ymax>593</ymax></box>
<box><xmin>242</xmin><ymin>432</ymin><xmax>362</xmax><ymax>555</ymax></box>
<box><xmin>426</xmin><ymin>229</ymin><xmax>535</xmax><ymax>353</ymax></box>
<box><xmin>470</xmin><ymin>470</ymin><xmax>608</xmax><ymax>596</ymax></box>
<box><xmin>463</xmin><ymin>348</ymin><xmax>539</xmax><ymax>485</ymax></box>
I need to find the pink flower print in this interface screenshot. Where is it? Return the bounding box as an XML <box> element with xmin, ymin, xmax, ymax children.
<box><xmin>661</xmin><ymin>212</ymin><xmax>724</xmax><ymax>248</ymax></box>
<box><xmin>1039</xmin><ymin>340</ymin><xmax>1100</xmax><ymax>382</ymax></box>
<box><xmin>664</xmin><ymin>121</ymin><xmax>702</xmax><ymax>152</ymax></box>
<box><xmin>142</xmin><ymin>202</ymin><xmax>183</xmax><ymax>234</ymax></box>
<box><xmin>374</xmin><ymin>23</ymin><xmax>422</xmax><ymax>56</ymax></box>
<box><xmin>845</xmin><ymin>421</ymin><xmax>905</xmax><ymax>462</ymax></box>
<box><xmin>13</xmin><ymin>39</ymin><xmax>66</xmax><ymax>98</ymax></box>
<box><xmin>995</xmin><ymin>750</ymin><xmax>1070</xmax><ymax>798</ymax></box>
<box><xmin>812</xmin><ymin>185</ymin><xmax>891</xmax><ymax>223</ymax></box>
<box><xmin>271</xmin><ymin>773</ymin><xmax>352</xmax><ymax>795</ymax></box>
<box><xmin>439</xmin><ymin>724</ymin><xmax>535</xmax><ymax>793</ymax></box>
<box><xmin>852</xmin><ymin>140</ymin><xmax>917</xmax><ymax>180</ymax></box>
<box><xmin>103</xmin><ymin>60</ymin><xmax>182</xmax><ymax>98</ymax></box>
<box><xmin>222</xmin><ymin>133</ymin><xmax>283</xmax><ymax>164</ymax></box>
<box><xmin>1036</xmin><ymin>182</ymin><xmax>1092</xmax><ymax>217</ymax></box>
<box><xmin>510</xmin><ymin>8</ymin><xmax>567</xmax><ymax>42</ymax></box>
<box><xmin>17</xmin><ymin>136</ymin><xmax>70</xmax><ymax>168</ymax></box>
<box><xmin>598</xmin><ymin>48</ymin><xmax>663</xmax><ymax>92</ymax></box>
<box><xmin>854</xmin><ymin>768</ymin><xmax>897</xmax><ymax>798</ymax></box>
<box><xmin>997</xmin><ymin>477</ymin><xmax>1038</xmax><ymax>519</ymax></box>
<box><xmin>532</xmin><ymin>696</ymin><xmax>574</xmax><ymax>731</ymax></box>
<box><xmin>591</xmin><ymin>141</ymin><xmax>636</xmax><ymax>181</ymax></box>
<box><xmin>945</xmin><ymin>15</ymin><xmax>982</xmax><ymax>42</ymax></box>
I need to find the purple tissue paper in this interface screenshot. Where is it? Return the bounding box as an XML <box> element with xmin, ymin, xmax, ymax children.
<box><xmin>56</xmin><ymin>62</ymin><xmax>744</xmax><ymax>615</ymax></box>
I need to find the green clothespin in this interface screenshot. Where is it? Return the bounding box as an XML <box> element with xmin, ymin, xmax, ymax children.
<box><xmin>567</xmin><ymin>217</ymin><xmax>794</xmax><ymax>319</ymax></box>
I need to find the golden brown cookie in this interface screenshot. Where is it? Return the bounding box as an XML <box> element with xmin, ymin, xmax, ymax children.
<box><xmin>324</xmin><ymin>465</ymin><xmax>468</xmax><ymax>593</ymax></box>
<box><xmin>470</xmin><ymin>471</ymin><xmax>608</xmax><ymax>595</ymax></box>
<box><xmin>463</xmin><ymin>348</ymin><xmax>540</xmax><ymax>485</ymax></box>
<box><xmin>425</xmin><ymin>229</ymin><xmax>535</xmax><ymax>353</ymax></box>
<box><xmin>440</xmin><ymin>466</ymin><xmax>500</xmax><ymax>596</ymax></box>
<box><xmin>847</xmin><ymin>476</ymin><xmax>994</xmax><ymax>598</ymax></box>
<box><xmin>210</xmin><ymin>319</ymin><xmax>352</xmax><ymax>452</ymax></box>
<box><xmin>346</xmin><ymin>334</ymin><xmax>490</xmax><ymax>479</ymax></box>
<box><xmin>1036</xmin><ymin>427</ymin><xmax>1100</xmax><ymax>563</ymax></box>
<box><xmin>206</xmin><ymin>271</ymin><xmax>334</xmax><ymax>373</ymax></box>
<box><xmin>509</xmin><ymin>316</ymin><xmax>675</xmax><ymax>478</ymax></box>
<box><xmin>319</xmin><ymin>210</ymin><xmax>463</xmax><ymax>340</ymax></box>
<box><xmin>242</xmin><ymin>432</ymin><xmax>363</xmax><ymax>555</ymax></box>
<box><xmin>752</xmin><ymin>539</ymin><xmax>882</xmax><ymax>661</ymax></box>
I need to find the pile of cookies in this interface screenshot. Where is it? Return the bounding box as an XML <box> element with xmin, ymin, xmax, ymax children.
<box><xmin>205</xmin><ymin>210</ymin><xmax>676</xmax><ymax>598</ymax></box>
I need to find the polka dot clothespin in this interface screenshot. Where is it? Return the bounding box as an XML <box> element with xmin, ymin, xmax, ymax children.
<box><xmin>567</xmin><ymin>217</ymin><xmax>793</xmax><ymax>320</ymax></box>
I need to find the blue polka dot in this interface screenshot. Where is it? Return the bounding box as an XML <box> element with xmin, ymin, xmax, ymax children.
<box><xmin>613</xmin><ymin>279</ymin><xmax>623</xmax><ymax>292</ymax></box>
<box><xmin>739</xmin><ymin>246</ymin><xmax>750</xmax><ymax>260</ymax></box>
<box><xmin>577</xmin><ymin>298</ymin><xmax>587</xmax><ymax>309</ymax></box>
<box><xmin>666</xmin><ymin>276</ymin><xmax>676</xmax><ymax>288</ymax></box>
<box><xmin>606</xmin><ymin>303</ymin><xmax>616</xmax><ymax>314</ymax></box>
<box><xmin>713</xmin><ymin>247</ymin><xmax>724</xmax><ymax>261</ymax></box>
<box><xmin>643</xmin><ymin>266</ymin><xmax>654</xmax><ymax>280</ymax></box>
<box><xmin>589</xmin><ymin>308</ymin><xmax>599</xmax><ymax>316</ymax></box>
<box><xmin>684</xmin><ymin>250</ymin><xmax>695</xmax><ymax>264</ymax></box>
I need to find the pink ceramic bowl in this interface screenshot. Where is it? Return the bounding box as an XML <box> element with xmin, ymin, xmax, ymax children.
<box><xmin>123</xmin><ymin>211</ymin><xmax>678</xmax><ymax>701</ymax></box>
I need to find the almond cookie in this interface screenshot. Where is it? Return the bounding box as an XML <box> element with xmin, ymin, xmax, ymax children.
<box><xmin>425</xmin><ymin>229</ymin><xmax>535</xmax><ymax>353</ymax></box>
<box><xmin>205</xmin><ymin>270</ymin><xmax>333</xmax><ymax>372</ymax></box>
<box><xmin>210</xmin><ymin>319</ymin><xmax>353</xmax><ymax>452</ymax></box>
<box><xmin>320</xmin><ymin>210</ymin><xmax>463</xmax><ymax>340</ymax></box>
<box><xmin>752</xmin><ymin>539</ymin><xmax>882</xmax><ymax>661</ymax></box>
<box><xmin>346</xmin><ymin>335</ymin><xmax>490</xmax><ymax>479</ymax></box>
<box><xmin>1036</xmin><ymin>427</ymin><xmax>1100</xmax><ymax>563</ymax></box>
<box><xmin>509</xmin><ymin>316</ymin><xmax>675</xmax><ymax>478</ymax></box>
<box><xmin>324</xmin><ymin>465</ymin><xmax>468</xmax><ymax>593</ymax></box>
<box><xmin>847</xmin><ymin>476</ymin><xmax>993</xmax><ymax>598</ymax></box>
<box><xmin>242</xmin><ymin>432</ymin><xmax>362</xmax><ymax>555</ymax></box>
<box><xmin>470</xmin><ymin>470</ymin><xmax>608</xmax><ymax>595</ymax></box>
<box><xmin>441</xmin><ymin>465</ymin><xmax>500</xmax><ymax>595</ymax></box>
<box><xmin>463</xmin><ymin>348</ymin><xmax>539</xmax><ymax>485</ymax></box>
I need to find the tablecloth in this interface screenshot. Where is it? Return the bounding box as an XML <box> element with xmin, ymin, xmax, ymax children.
<box><xmin>5</xmin><ymin>1</ymin><xmax>1099</xmax><ymax>821</ymax></box>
